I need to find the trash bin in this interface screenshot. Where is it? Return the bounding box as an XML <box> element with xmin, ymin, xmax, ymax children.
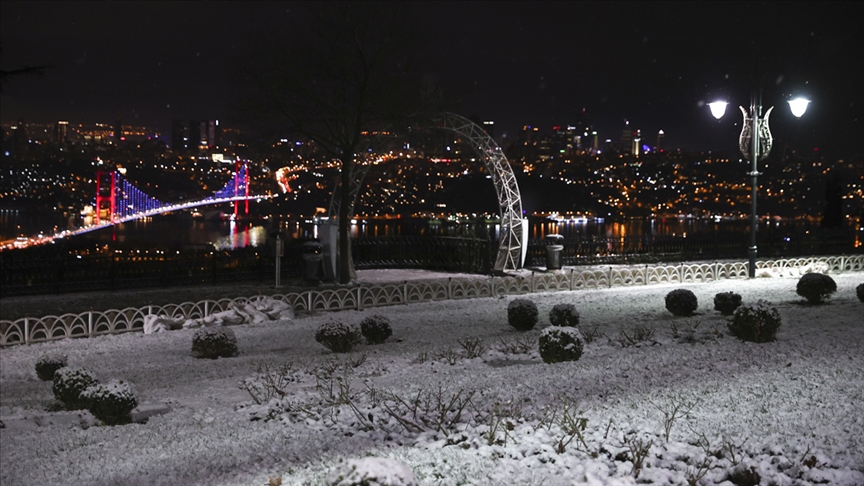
<box><xmin>301</xmin><ymin>241</ymin><xmax>324</xmax><ymax>282</ymax></box>
<box><xmin>545</xmin><ymin>234</ymin><xmax>564</xmax><ymax>270</ymax></box>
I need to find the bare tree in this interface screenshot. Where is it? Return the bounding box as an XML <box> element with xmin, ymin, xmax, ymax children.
<box><xmin>240</xmin><ymin>3</ymin><xmax>427</xmax><ymax>283</ymax></box>
<box><xmin>0</xmin><ymin>46</ymin><xmax>49</xmax><ymax>93</ymax></box>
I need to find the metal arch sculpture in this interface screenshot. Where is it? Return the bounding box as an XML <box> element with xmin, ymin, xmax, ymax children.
<box><xmin>435</xmin><ymin>113</ymin><xmax>526</xmax><ymax>272</ymax></box>
<box><xmin>328</xmin><ymin>112</ymin><xmax>526</xmax><ymax>272</ymax></box>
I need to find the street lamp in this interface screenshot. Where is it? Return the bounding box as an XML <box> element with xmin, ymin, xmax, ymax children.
<box><xmin>709</xmin><ymin>95</ymin><xmax>809</xmax><ymax>278</ymax></box>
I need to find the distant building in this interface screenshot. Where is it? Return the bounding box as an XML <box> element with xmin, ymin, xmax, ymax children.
<box><xmin>55</xmin><ymin>121</ymin><xmax>68</xmax><ymax>144</ymax></box>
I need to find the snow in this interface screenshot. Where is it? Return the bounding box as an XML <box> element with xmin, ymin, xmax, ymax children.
<box><xmin>2</xmin><ymin>272</ymin><xmax>863</xmax><ymax>485</ymax></box>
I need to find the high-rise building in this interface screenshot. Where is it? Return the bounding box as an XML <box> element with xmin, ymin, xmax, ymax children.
<box><xmin>114</xmin><ymin>119</ymin><xmax>123</xmax><ymax>143</ymax></box>
<box><xmin>171</xmin><ymin>119</ymin><xmax>188</xmax><ymax>150</ymax></box>
<box><xmin>657</xmin><ymin>130</ymin><xmax>665</xmax><ymax>152</ymax></box>
<box><xmin>55</xmin><ymin>121</ymin><xmax>68</xmax><ymax>144</ymax></box>
<box><xmin>207</xmin><ymin>119</ymin><xmax>222</xmax><ymax>148</ymax></box>
<box><xmin>10</xmin><ymin>120</ymin><xmax>29</xmax><ymax>155</ymax></box>
<box><xmin>189</xmin><ymin>120</ymin><xmax>201</xmax><ymax>150</ymax></box>
<box><xmin>621</xmin><ymin>120</ymin><xmax>633</xmax><ymax>155</ymax></box>
<box><xmin>482</xmin><ymin>120</ymin><xmax>495</xmax><ymax>140</ymax></box>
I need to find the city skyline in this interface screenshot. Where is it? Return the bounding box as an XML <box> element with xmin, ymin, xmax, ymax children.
<box><xmin>2</xmin><ymin>1</ymin><xmax>863</xmax><ymax>159</ymax></box>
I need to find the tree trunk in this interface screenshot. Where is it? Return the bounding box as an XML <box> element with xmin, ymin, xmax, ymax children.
<box><xmin>338</xmin><ymin>158</ymin><xmax>352</xmax><ymax>284</ymax></box>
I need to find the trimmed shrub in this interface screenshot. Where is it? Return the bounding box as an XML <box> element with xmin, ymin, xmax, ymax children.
<box><xmin>665</xmin><ymin>289</ymin><xmax>698</xmax><ymax>316</ymax></box>
<box><xmin>191</xmin><ymin>327</ymin><xmax>238</xmax><ymax>359</ymax></box>
<box><xmin>857</xmin><ymin>283</ymin><xmax>864</xmax><ymax>303</ymax></box>
<box><xmin>727</xmin><ymin>300</ymin><xmax>782</xmax><ymax>343</ymax></box>
<box><xmin>315</xmin><ymin>320</ymin><xmax>362</xmax><ymax>353</ymax></box>
<box><xmin>81</xmin><ymin>380</ymin><xmax>138</xmax><ymax>426</ymax></box>
<box><xmin>549</xmin><ymin>303</ymin><xmax>580</xmax><ymax>327</ymax></box>
<box><xmin>796</xmin><ymin>273</ymin><xmax>837</xmax><ymax>304</ymax></box>
<box><xmin>538</xmin><ymin>326</ymin><xmax>584</xmax><ymax>364</ymax></box>
<box><xmin>53</xmin><ymin>368</ymin><xmax>98</xmax><ymax>410</ymax></box>
<box><xmin>713</xmin><ymin>292</ymin><xmax>742</xmax><ymax>316</ymax></box>
<box><xmin>35</xmin><ymin>354</ymin><xmax>68</xmax><ymax>381</ymax></box>
<box><xmin>360</xmin><ymin>315</ymin><xmax>392</xmax><ymax>344</ymax></box>
<box><xmin>326</xmin><ymin>457</ymin><xmax>418</xmax><ymax>486</ymax></box>
<box><xmin>507</xmin><ymin>298</ymin><xmax>538</xmax><ymax>331</ymax></box>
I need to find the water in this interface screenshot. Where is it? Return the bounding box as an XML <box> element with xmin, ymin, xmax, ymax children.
<box><xmin>1</xmin><ymin>209</ymin><xmax>846</xmax><ymax>251</ymax></box>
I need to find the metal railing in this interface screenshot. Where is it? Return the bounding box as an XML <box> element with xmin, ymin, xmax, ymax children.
<box><xmin>524</xmin><ymin>229</ymin><xmax>861</xmax><ymax>266</ymax></box>
<box><xmin>2</xmin><ymin>230</ymin><xmax>859</xmax><ymax>297</ymax></box>
<box><xmin>2</xmin><ymin>254</ymin><xmax>861</xmax><ymax>347</ymax></box>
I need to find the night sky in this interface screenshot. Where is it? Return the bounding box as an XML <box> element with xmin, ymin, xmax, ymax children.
<box><xmin>2</xmin><ymin>1</ymin><xmax>863</xmax><ymax>158</ymax></box>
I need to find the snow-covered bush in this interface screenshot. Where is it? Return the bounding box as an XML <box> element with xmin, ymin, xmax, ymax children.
<box><xmin>538</xmin><ymin>326</ymin><xmax>584</xmax><ymax>364</ymax></box>
<box><xmin>191</xmin><ymin>327</ymin><xmax>238</xmax><ymax>359</ymax></box>
<box><xmin>713</xmin><ymin>291</ymin><xmax>742</xmax><ymax>316</ymax></box>
<box><xmin>665</xmin><ymin>289</ymin><xmax>698</xmax><ymax>316</ymax></box>
<box><xmin>727</xmin><ymin>300</ymin><xmax>782</xmax><ymax>343</ymax></box>
<box><xmin>315</xmin><ymin>320</ymin><xmax>362</xmax><ymax>353</ymax></box>
<box><xmin>35</xmin><ymin>353</ymin><xmax>67</xmax><ymax>381</ymax></box>
<box><xmin>549</xmin><ymin>303</ymin><xmax>580</xmax><ymax>327</ymax></box>
<box><xmin>507</xmin><ymin>298</ymin><xmax>538</xmax><ymax>331</ymax></box>
<box><xmin>81</xmin><ymin>380</ymin><xmax>138</xmax><ymax>425</ymax></box>
<box><xmin>326</xmin><ymin>457</ymin><xmax>417</xmax><ymax>486</ymax></box>
<box><xmin>52</xmin><ymin>367</ymin><xmax>98</xmax><ymax>410</ymax></box>
<box><xmin>360</xmin><ymin>315</ymin><xmax>392</xmax><ymax>344</ymax></box>
<box><xmin>796</xmin><ymin>273</ymin><xmax>837</xmax><ymax>304</ymax></box>
<box><xmin>857</xmin><ymin>283</ymin><xmax>864</xmax><ymax>303</ymax></box>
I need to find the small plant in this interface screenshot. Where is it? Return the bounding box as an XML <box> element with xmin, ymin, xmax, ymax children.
<box><xmin>665</xmin><ymin>289</ymin><xmax>698</xmax><ymax>316</ymax></box>
<box><xmin>497</xmin><ymin>335</ymin><xmax>535</xmax><ymax>354</ymax></box>
<box><xmin>538</xmin><ymin>326</ymin><xmax>584</xmax><ymax>364</ymax></box>
<box><xmin>554</xmin><ymin>404</ymin><xmax>591</xmax><ymax>455</ymax></box>
<box><xmin>624</xmin><ymin>434</ymin><xmax>654</xmax><ymax>477</ymax></box>
<box><xmin>482</xmin><ymin>401</ymin><xmax>521</xmax><ymax>446</ymax></box>
<box><xmin>378</xmin><ymin>386</ymin><xmax>476</xmax><ymax>437</ymax></box>
<box><xmin>617</xmin><ymin>322</ymin><xmax>656</xmax><ymax>347</ymax></box>
<box><xmin>81</xmin><ymin>380</ymin><xmax>138</xmax><ymax>425</ymax></box>
<box><xmin>670</xmin><ymin>319</ymin><xmax>706</xmax><ymax>343</ymax></box>
<box><xmin>796</xmin><ymin>272</ymin><xmax>837</xmax><ymax>304</ymax></box>
<box><xmin>435</xmin><ymin>346</ymin><xmax>461</xmax><ymax>365</ymax></box>
<box><xmin>192</xmin><ymin>327</ymin><xmax>238</xmax><ymax>359</ymax></box>
<box><xmin>727</xmin><ymin>300</ymin><xmax>781</xmax><ymax>343</ymax></box>
<box><xmin>35</xmin><ymin>354</ymin><xmax>67</xmax><ymax>381</ymax></box>
<box><xmin>507</xmin><ymin>298</ymin><xmax>538</xmax><ymax>331</ymax></box>
<box><xmin>52</xmin><ymin>367</ymin><xmax>98</xmax><ymax>410</ymax></box>
<box><xmin>549</xmin><ymin>303</ymin><xmax>579</xmax><ymax>327</ymax></box>
<box><xmin>457</xmin><ymin>337</ymin><xmax>487</xmax><ymax>358</ymax></box>
<box><xmin>648</xmin><ymin>394</ymin><xmax>699</xmax><ymax>442</ymax></box>
<box><xmin>359</xmin><ymin>315</ymin><xmax>392</xmax><ymax>344</ymax></box>
<box><xmin>580</xmin><ymin>323</ymin><xmax>605</xmax><ymax>343</ymax></box>
<box><xmin>856</xmin><ymin>283</ymin><xmax>864</xmax><ymax>303</ymax></box>
<box><xmin>714</xmin><ymin>292</ymin><xmax>742</xmax><ymax>316</ymax></box>
<box><xmin>239</xmin><ymin>362</ymin><xmax>300</xmax><ymax>405</ymax></box>
<box><xmin>315</xmin><ymin>320</ymin><xmax>362</xmax><ymax>353</ymax></box>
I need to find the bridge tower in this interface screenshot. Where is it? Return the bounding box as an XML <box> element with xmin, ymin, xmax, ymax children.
<box><xmin>233</xmin><ymin>159</ymin><xmax>250</xmax><ymax>219</ymax></box>
<box><xmin>95</xmin><ymin>171</ymin><xmax>116</xmax><ymax>224</ymax></box>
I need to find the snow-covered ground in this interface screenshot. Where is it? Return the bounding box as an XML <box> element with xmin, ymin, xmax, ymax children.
<box><xmin>1</xmin><ymin>273</ymin><xmax>862</xmax><ymax>486</ymax></box>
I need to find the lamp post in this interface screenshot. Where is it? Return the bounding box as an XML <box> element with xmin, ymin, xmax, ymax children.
<box><xmin>709</xmin><ymin>95</ymin><xmax>809</xmax><ymax>278</ymax></box>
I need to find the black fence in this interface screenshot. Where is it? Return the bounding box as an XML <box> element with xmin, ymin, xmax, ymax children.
<box><xmin>0</xmin><ymin>247</ymin><xmax>299</xmax><ymax>297</ymax></box>
<box><xmin>524</xmin><ymin>228</ymin><xmax>862</xmax><ymax>267</ymax></box>
<box><xmin>1</xmin><ymin>228</ymin><xmax>860</xmax><ymax>297</ymax></box>
<box><xmin>352</xmin><ymin>236</ymin><xmax>491</xmax><ymax>273</ymax></box>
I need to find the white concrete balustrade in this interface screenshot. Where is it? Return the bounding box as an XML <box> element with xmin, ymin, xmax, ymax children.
<box><xmin>2</xmin><ymin>255</ymin><xmax>861</xmax><ymax>346</ymax></box>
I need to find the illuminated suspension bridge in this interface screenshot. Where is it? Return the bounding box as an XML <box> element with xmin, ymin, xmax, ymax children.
<box><xmin>14</xmin><ymin>160</ymin><xmax>271</xmax><ymax>248</ymax></box>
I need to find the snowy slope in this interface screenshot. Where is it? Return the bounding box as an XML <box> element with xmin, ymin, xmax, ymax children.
<box><xmin>1</xmin><ymin>273</ymin><xmax>862</xmax><ymax>486</ymax></box>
